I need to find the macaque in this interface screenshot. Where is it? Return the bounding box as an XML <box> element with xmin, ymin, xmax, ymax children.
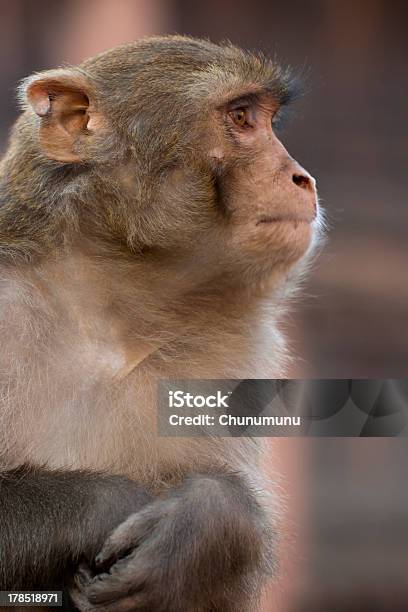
<box><xmin>0</xmin><ymin>36</ymin><xmax>320</xmax><ymax>611</ymax></box>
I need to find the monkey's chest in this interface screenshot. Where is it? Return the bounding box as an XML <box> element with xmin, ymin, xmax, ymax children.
<box><xmin>5</xmin><ymin>365</ymin><xmax>220</xmax><ymax>482</ymax></box>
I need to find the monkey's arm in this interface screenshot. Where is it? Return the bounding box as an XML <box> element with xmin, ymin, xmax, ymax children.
<box><xmin>0</xmin><ymin>466</ymin><xmax>152</xmax><ymax>590</ymax></box>
<box><xmin>72</xmin><ymin>470</ymin><xmax>272</xmax><ymax>612</ymax></box>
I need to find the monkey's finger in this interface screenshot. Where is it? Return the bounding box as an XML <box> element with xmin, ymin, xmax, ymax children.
<box><xmin>71</xmin><ymin>588</ymin><xmax>148</xmax><ymax>612</ymax></box>
<box><xmin>76</xmin><ymin>563</ymin><xmax>94</xmax><ymax>582</ymax></box>
<box><xmin>96</xmin><ymin>594</ymin><xmax>149</xmax><ymax>612</ymax></box>
<box><xmin>69</xmin><ymin>587</ymin><xmax>96</xmax><ymax>612</ymax></box>
<box><xmin>95</xmin><ymin>509</ymin><xmax>157</xmax><ymax>569</ymax></box>
<box><xmin>74</xmin><ymin>554</ymin><xmax>149</xmax><ymax>606</ymax></box>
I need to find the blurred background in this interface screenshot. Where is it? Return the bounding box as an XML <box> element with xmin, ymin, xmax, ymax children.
<box><xmin>0</xmin><ymin>1</ymin><xmax>407</xmax><ymax>610</ymax></box>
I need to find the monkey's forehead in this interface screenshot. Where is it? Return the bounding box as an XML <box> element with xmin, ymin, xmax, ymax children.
<box><xmin>80</xmin><ymin>35</ymin><xmax>299</xmax><ymax>108</ymax></box>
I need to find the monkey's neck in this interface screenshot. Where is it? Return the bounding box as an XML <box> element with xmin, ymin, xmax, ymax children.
<box><xmin>12</xmin><ymin>248</ymin><xmax>290</xmax><ymax>380</ymax></box>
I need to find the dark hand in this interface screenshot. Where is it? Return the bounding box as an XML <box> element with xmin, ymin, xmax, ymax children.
<box><xmin>70</xmin><ymin>473</ymin><xmax>267</xmax><ymax>612</ymax></box>
<box><xmin>71</xmin><ymin>498</ymin><xmax>188</xmax><ymax>612</ymax></box>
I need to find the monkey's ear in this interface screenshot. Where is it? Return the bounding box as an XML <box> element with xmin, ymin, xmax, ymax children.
<box><xmin>21</xmin><ymin>69</ymin><xmax>103</xmax><ymax>163</ymax></box>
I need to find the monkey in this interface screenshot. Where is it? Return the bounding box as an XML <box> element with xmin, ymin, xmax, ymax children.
<box><xmin>0</xmin><ymin>36</ymin><xmax>320</xmax><ymax>611</ymax></box>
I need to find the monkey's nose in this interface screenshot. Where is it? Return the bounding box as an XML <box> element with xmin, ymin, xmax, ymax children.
<box><xmin>292</xmin><ymin>172</ymin><xmax>316</xmax><ymax>194</ymax></box>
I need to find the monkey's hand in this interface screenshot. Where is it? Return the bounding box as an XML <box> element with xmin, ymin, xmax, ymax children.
<box><xmin>70</xmin><ymin>472</ymin><xmax>269</xmax><ymax>612</ymax></box>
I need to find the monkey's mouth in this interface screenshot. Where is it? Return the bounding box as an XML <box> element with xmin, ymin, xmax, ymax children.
<box><xmin>256</xmin><ymin>214</ymin><xmax>313</xmax><ymax>226</ymax></box>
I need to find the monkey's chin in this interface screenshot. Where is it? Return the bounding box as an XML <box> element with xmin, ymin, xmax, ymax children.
<box><xmin>239</xmin><ymin>218</ymin><xmax>313</xmax><ymax>266</ymax></box>
<box><xmin>265</xmin><ymin>220</ymin><xmax>313</xmax><ymax>266</ymax></box>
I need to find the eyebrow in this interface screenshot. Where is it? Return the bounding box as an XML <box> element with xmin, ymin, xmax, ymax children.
<box><xmin>225</xmin><ymin>93</ymin><xmax>260</xmax><ymax>109</ymax></box>
<box><xmin>225</xmin><ymin>90</ymin><xmax>296</xmax><ymax>115</ymax></box>
<box><xmin>226</xmin><ymin>76</ymin><xmax>300</xmax><ymax>110</ymax></box>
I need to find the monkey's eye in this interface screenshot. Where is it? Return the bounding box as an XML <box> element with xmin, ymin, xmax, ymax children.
<box><xmin>229</xmin><ymin>108</ymin><xmax>248</xmax><ymax>127</ymax></box>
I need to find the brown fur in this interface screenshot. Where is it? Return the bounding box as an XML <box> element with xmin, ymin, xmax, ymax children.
<box><xmin>0</xmin><ymin>36</ymin><xmax>321</xmax><ymax>611</ymax></box>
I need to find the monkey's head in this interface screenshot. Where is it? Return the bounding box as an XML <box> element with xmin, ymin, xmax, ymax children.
<box><xmin>20</xmin><ymin>36</ymin><xmax>321</xmax><ymax>291</ymax></box>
